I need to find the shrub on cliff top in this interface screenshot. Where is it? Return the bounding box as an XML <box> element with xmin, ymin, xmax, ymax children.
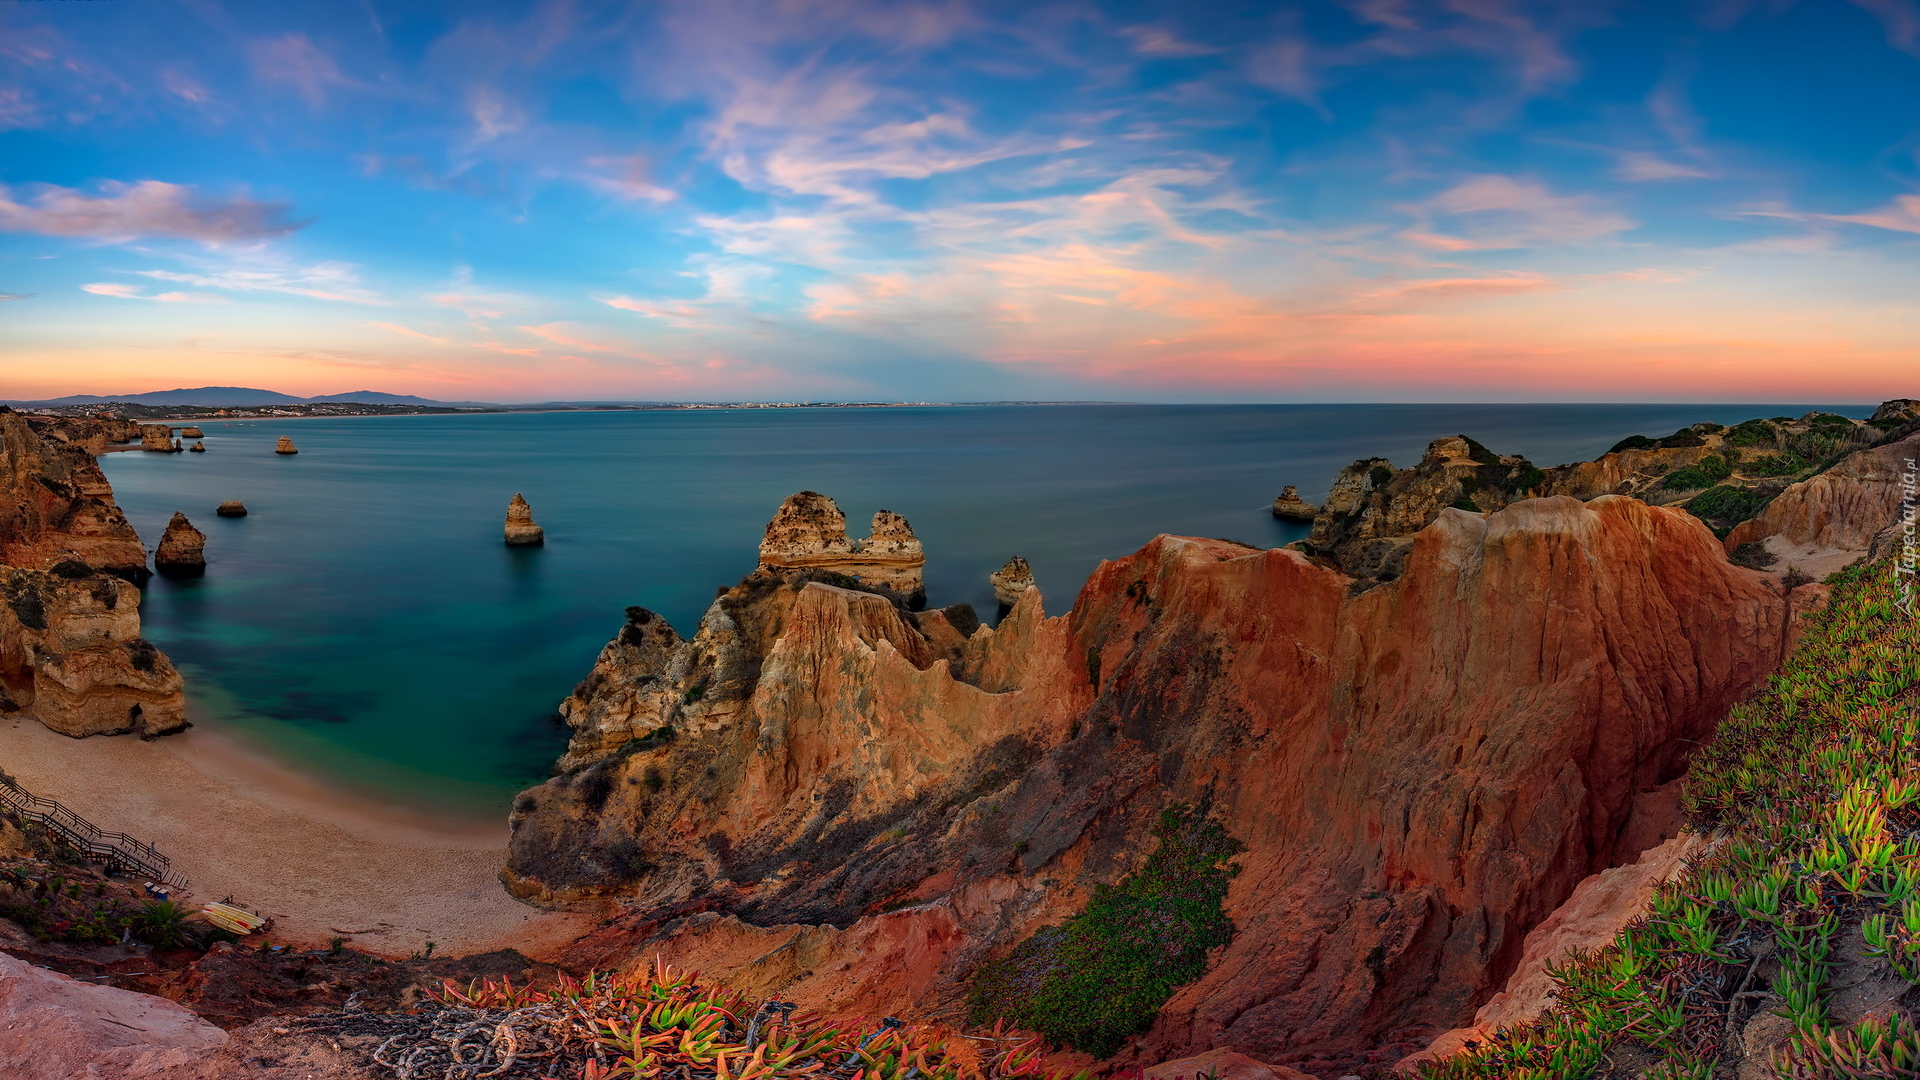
<box><xmin>967</xmin><ymin>803</ymin><xmax>1242</xmax><ymax>1058</ymax></box>
<box><xmin>1685</xmin><ymin>484</ymin><xmax>1768</xmax><ymax>525</ymax></box>
<box><xmin>1608</xmin><ymin>434</ymin><xmax>1657</xmax><ymax>454</ymax></box>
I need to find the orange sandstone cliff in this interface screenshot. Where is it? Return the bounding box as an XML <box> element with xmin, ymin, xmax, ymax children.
<box><xmin>506</xmin><ymin>491</ymin><xmax>1798</xmax><ymax>1071</ymax></box>
<box><xmin>0</xmin><ymin>410</ymin><xmax>185</xmax><ymax>737</ymax></box>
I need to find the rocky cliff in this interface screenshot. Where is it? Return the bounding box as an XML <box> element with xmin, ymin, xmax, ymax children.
<box><xmin>507</xmin><ymin>489</ymin><xmax>1798</xmax><ymax>1072</ymax></box>
<box><xmin>0</xmin><ymin>410</ymin><xmax>186</xmax><ymax>737</ymax></box>
<box><xmin>1303</xmin><ymin>409</ymin><xmax>1895</xmax><ymax>582</ymax></box>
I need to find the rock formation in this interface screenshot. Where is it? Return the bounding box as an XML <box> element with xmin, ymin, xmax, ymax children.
<box><xmin>507</xmin><ymin>490</ymin><xmax>1800</xmax><ymax>1072</ymax></box>
<box><xmin>1269</xmin><ymin>486</ymin><xmax>1317</xmax><ymax>522</ymax></box>
<box><xmin>180</xmin><ymin>426</ymin><xmax>204</xmax><ymax>439</ymax></box>
<box><xmin>505</xmin><ymin>493</ymin><xmax>545</xmax><ymax>546</ymax></box>
<box><xmin>1303</xmin><ymin>409</ymin><xmax>1897</xmax><ymax>583</ymax></box>
<box><xmin>140</xmin><ymin>426</ymin><xmax>175</xmax><ymax>452</ymax></box>
<box><xmin>0</xmin><ymin>411</ymin><xmax>187</xmax><ymax>737</ymax></box>
<box><xmin>1395</xmin><ymin>833</ymin><xmax>1710</xmax><ymax>1071</ymax></box>
<box><xmin>215</xmin><ymin>501</ymin><xmax>247</xmax><ymax>517</ymax></box>
<box><xmin>274</xmin><ymin>436</ymin><xmax>298</xmax><ymax>455</ymax></box>
<box><xmin>155</xmin><ymin>512</ymin><xmax>206</xmax><ymax>577</ymax></box>
<box><xmin>989</xmin><ymin>555</ymin><xmax>1034</xmax><ymax>607</ymax></box>
<box><xmin>0</xmin><ymin>951</ymin><xmax>226</xmax><ymax>1080</ymax></box>
<box><xmin>1723</xmin><ymin>429</ymin><xmax>1919</xmax><ymax>580</ymax></box>
<box><xmin>188</xmin><ymin>441</ymin><xmax>206</xmax><ymax>453</ymax></box>
<box><xmin>756</xmin><ymin>491</ymin><xmax>926</xmax><ymax>604</ymax></box>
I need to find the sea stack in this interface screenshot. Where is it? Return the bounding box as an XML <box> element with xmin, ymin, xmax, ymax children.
<box><xmin>274</xmin><ymin>436</ymin><xmax>298</xmax><ymax>455</ymax></box>
<box><xmin>188</xmin><ymin>441</ymin><xmax>206</xmax><ymax>453</ymax></box>
<box><xmin>139</xmin><ymin>426</ymin><xmax>174</xmax><ymax>452</ymax></box>
<box><xmin>180</xmin><ymin>426</ymin><xmax>204</xmax><ymax>438</ymax></box>
<box><xmin>1271</xmin><ymin>484</ymin><xmax>1319</xmax><ymax>522</ymax></box>
<box><xmin>505</xmin><ymin>493</ymin><xmax>545</xmax><ymax>546</ymax></box>
<box><xmin>757</xmin><ymin>491</ymin><xmax>925</xmax><ymax>604</ymax></box>
<box><xmin>215</xmin><ymin>500</ymin><xmax>248</xmax><ymax>517</ymax></box>
<box><xmin>154</xmin><ymin>512</ymin><xmax>206</xmax><ymax>577</ymax></box>
<box><xmin>989</xmin><ymin>555</ymin><xmax>1035</xmax><ymax>607</ymax></box>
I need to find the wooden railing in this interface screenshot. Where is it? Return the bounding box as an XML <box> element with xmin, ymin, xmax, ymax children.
<box><xmin>0</xmin><ymin>773</ymin><xmax>187</xmax><ymax>889</ymax></box>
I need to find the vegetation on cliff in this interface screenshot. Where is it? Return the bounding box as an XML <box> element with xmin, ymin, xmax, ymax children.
<box><xmin>968</xmin><ymin>804</ymin><xmax>1243</xmax><ymax>1058</ymax></box>
<box><xmin>1420</xmin><ymin>555</ymin><xmax>1920</xmax><ymax>1079</ymax></box>
<box><xmin>360</xmin><ymin>965</ymin><xmax>1087</xmax><ymax>1080</ymax></box>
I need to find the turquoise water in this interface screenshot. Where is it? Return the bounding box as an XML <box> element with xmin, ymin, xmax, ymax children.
<box><xmin>98</xmin><ymin>404</ymin><xmax>1867</xmax><ymax>816</ymax></box>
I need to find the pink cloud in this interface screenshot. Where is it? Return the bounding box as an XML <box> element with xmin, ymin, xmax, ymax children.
<box><xmin>1405</xmin><ymin>175</ymin><xmax>1633</xmax><ymax>250</ymax></box>
<box><xmin>1827</xmin><ymin>194</ymin><xmax>1920</xmax><ymax>234</ymax></box>
<box><xmin>248</xmin><ymin>34</ymin><xmax>349</xmax><ymax>110</ymax></box>
<box><xmin>0</xmin><ymin>181</ymin><xmax>305</xmax><ymax>243</ymax></box>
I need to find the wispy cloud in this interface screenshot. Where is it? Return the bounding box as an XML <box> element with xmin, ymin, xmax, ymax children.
<box><xmin>0</xmin><ymin>181</ymin><xmax>306</xmax><ymax>243</ymax></box>
<box><xmin>248</xmin><ymin>34</ymin><xmax>352</xmax><ymax>109</ymax></box>
<box><xmin>1403</xmin><ymin>175</ymin><xmax>1635</xmax><ymax>250</ymax></box>
<box><xmin>81</xmin><ymin>281</ymin><xmax>221</xmax><ymax>302</ymax></box>
<box><xmin>133</xmin><ymin>255</ymin><xmax>385</xmax><ymax>303</ymax></box>
<box><xmin>0</xmin><ymin>292</ymin><xmax>33</xmax><ymax>301</ymax></box>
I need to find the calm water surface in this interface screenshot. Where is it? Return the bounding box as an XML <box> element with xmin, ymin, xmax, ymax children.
<box><xmin>99</xmin><ymin>404</ymin><xmax>1867</xmax><ymax>816</ymax></box>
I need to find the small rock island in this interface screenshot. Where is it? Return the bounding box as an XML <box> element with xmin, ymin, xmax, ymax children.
<box><xmin>989</xmin><ymin>555</ymin><xmax>1034</xmax><ymax>607</ymax></box>
<box><xmin>505</xmin><ymin>493</ymin><xmax>545</xmax><ymax>546</ymax></box>
<box><xmin>1270</xmin><ymin>485</ymin><xmax>1318</xmax><ymax>522</ymax></box>
<box><xmin>215</xmin><ymin>500</ymin><xmax>248</xmax><ymax>517</ymax></box>
<box><xmin>275</xmin><ymin>436</ymin><xmax>298</xmax><ymax>455</ymax></box>
<box><xmin>154</xmin><ymin>512</ymin><xmax>206</xmax><ymax>577</ymax></box>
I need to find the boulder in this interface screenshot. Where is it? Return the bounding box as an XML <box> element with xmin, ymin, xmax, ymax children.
<box><xmin>215</xmin><ymin>501</ymin><xmax>247</xmax><ymax>517</ymax></box>
<box><xmin>0</xmin><ymin>951</ymin><xmax>225</xmax><ymax>1079</ymax></box>
<box><xmin>154</xmin><ymin>512</ymin><xmax>206</xmax><ymax>577</ymax></box>
<box><xmin>187</xmin><ymin>441</ymin><xmax>205</xmax><ymax>453</ymax></box>
<box><xmin>274</xmin><ymin>436</ymin><xmax>297</xmax><ymax>455</ymax></box>
<box><xmin>989</xmin><ymin>555</ymin><xmax>1034</xmax><ymax>607</ymax></box>
<box><xmin>1146</xmin><ymin>1049</ymin><xmax>1314</xmax><ymax>1080</ymax></box>
<box><xmin>1270</xmin><ymin>485</ymin><xmax>1318</xmax><ymax>523</ymax></box>
<box><xmin>505</xmin><ymin>492</ymin><xmax>546</xmax><ymax>546</ymax></box>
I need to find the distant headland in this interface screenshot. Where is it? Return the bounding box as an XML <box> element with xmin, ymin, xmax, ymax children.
<box><xmin>4</xmin><ymin>386</ymin><xmax>1122</xmax><ymax>421</ymax></box>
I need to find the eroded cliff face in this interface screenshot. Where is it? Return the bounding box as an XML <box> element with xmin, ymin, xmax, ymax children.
<box><xmin>510</xmin><ymin>492</ymin><xmax>1796</xmax><ymax>1070</ymax></box>
<box><xmin>0</xmin><ymin>411</ymin><xmax>185</xmax><ymax>737</ymax></box>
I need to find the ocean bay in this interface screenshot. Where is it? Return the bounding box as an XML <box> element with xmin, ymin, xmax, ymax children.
<box><xmin>99</xmin><ymin>402</ymin><xmax>1865</xmax><ymax>815</ymax></box>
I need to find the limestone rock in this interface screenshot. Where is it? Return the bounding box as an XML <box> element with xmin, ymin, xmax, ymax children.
<box><xmin>0</xmin><ymin>413</ymin><xmax>151</xmax><ymax>578</ymax></box>
<box><xmin>1871</xmin><ymin>399</ymin><xmax>1920</xmax><ymax>427</ymax></box>
<box><xmin>155</xmin><ymin>512</ymin><xmax>206</xmax><ymax>577</ymax></box>
<box><xmin>274</xmin><ymin>435</ymin><xmax>297</xmax><ymax>455</ymax></box>
<box><xmin>508</xmin><ymin>494</ymin><xmax>1799</xmax><ymax>1070</ymax></box>
<box><xmin>989</xmin><ymin>555</ymin><xmax>1034</xmax><ymax>607</ymax></box>
<box><xmin>215</xmin><ymin>500</ymin><xmax>247</xmax><ymax>517</ymax></box>
<box><xmin>179</xmin><ymin>426</ymin><xmax>204</xmax><ymax>438</ymax></box>
<box><xmin>1269</xmin><ymin>485</ymin><xmax>1317</xmax><ymax>522</ymax></box>
<box><xmin>187</xmin><ymin>441</ymin><xmax>205</xmax><ymax>453</ymax></box>
<box><xmin>505</xmin><ymin>493</ymin><xmax>545</xmax><ymax>546</ymax></box>
<box><xmin>0</xmin><ymin>950</ymin><xmax>226</xmax><ymax>1080</ymax></box>
<box><xmin>139</xmin><ymin>426</ymin><xmax>174</xmax><ymax>452</ymax></box>
<box><xmin>757</xmin><ymin>491</ymin><xmax>926</xmax><ymax>603</ymax></box>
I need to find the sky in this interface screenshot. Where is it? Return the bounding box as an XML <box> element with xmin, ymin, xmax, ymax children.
<box><xmin>1</xmin><ymin>0</ymin><xmax>1918</xmax><ymax>404</ymax></box>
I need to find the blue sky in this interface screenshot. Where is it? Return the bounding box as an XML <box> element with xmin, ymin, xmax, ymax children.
<box><xmin>2</xmin><ymin>0</ymin><xmax>1917</xmax><ymax>402</ymax></box>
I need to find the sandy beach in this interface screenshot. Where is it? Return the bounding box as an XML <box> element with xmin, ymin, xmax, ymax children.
<box><xmin>0</xmin><ymin>714</ymin><xmax>594</xmax><ymax>960</ymax></box>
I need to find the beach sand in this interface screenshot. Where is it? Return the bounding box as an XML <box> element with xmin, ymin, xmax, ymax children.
<box><xmin>0</xmin><ymin>715</ymin><xmax>595</xmax><ymax>960</ymax></box>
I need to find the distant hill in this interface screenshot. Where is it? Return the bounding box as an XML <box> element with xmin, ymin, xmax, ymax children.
<box><xmin>5</xmin><ymin>386</ymin><xmax>499</xmax><ymax>408</ymax></box>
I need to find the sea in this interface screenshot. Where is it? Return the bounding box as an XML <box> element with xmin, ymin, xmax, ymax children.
<box><xmin>98</xmin><ymin>403</ymin><xmax>1870</xmax><ymax>817</ymax></box>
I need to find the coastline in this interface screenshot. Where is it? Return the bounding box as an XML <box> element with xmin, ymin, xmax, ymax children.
<box><xmin>0</xmin><ymin>714</ymin><xmax>593</xmax><ymax>959</ymax></box>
